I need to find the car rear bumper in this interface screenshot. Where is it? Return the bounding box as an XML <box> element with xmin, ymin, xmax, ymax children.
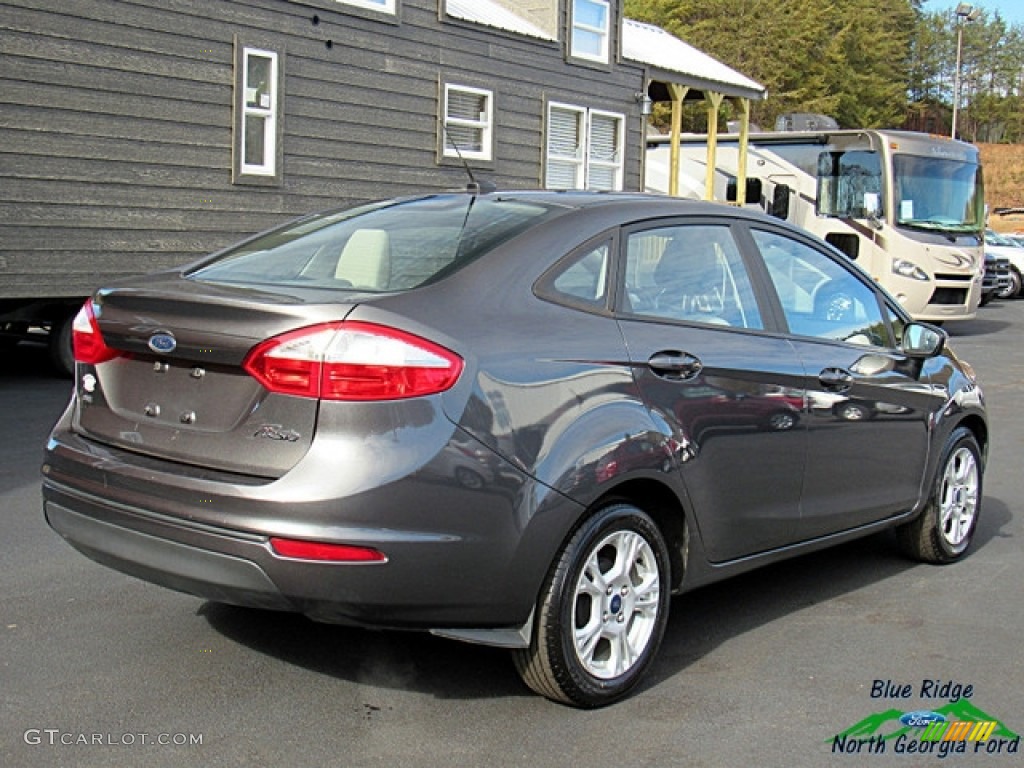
<box><xmin>41</xmin><ymin>418</ymin><xmax>549</xmax><ymax>633</ymax></box>
<box><xmin>45</xmin><ymin>498</ymin><xmax>293</xmax><ymax>611</ymax></box>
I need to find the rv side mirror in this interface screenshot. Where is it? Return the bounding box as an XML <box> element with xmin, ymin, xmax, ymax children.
<box><xmin>901</xmin><ymin>322</ymin><xmax>945</xmax><ymax>358</ymax></box>
<box><xmin>770</xmin><ymin>184</ymin><xmax>791</xmax><ymax>220</ymax></box>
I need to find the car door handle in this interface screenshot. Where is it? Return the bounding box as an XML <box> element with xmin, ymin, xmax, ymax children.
<box><xmin>648</xmin><ymin>351</ymin><xmax>703</xmax><ymax>381</ymax></box>
<box><xmin>819</xmin><ymin>367</ymin><xmax>854</xmax><ymax>392</ymax></box>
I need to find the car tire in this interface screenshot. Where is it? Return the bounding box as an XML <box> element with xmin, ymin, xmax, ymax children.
<box><xmin>47</xmin><ymin>311</ymin><xmax>75</xmax><ymax>378</ymax></box>
<box><xmin>512</xmin><ymin>503</ymin><xmax>671</xmax><ymax>708</ymax></box>
<box><xmin>896</xmin><ymin>427</ymin><xmax>982</xmax><ymax>564</ymax></box>
<box><xmin>995</xmin><ymin>267</ymin><xmax>1021</xmax><ymax>300</ymax></box>
<box><xmin>835</xmin><ymin>402</ymin><xmax>871</xmax><ymax>421</ymax></box>
<box><xmin>765</xmin><ymin>411</ymin><xmax>798</xmax><ymax>431</ymax></box>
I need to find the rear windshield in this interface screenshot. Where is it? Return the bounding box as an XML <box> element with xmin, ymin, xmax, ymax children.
<box><xmin>188</xmin><ymin>195</ymin><xmax>556</xmax><ymax>291</ymax></box>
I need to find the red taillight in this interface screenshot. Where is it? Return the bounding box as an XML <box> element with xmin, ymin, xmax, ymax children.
<box><xmin>243</xmin><ymin>321</ymin><xmax>463</xmax><ymax>401</ymax></box>
<box><xmin>71</xmin><ymin>300</ymin><xmax>120</xmax><ymax>365</ymax></box>
<box><xmin>269</xmin><ymin>537</ymin><xmax>387</xmax><ymax>563</ymax></box>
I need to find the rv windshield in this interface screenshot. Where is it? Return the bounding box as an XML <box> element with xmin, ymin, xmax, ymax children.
<box><xmin>892</xmin><ymin>154</ymin><xmax>983</xmax><ymax>234</ymax></box>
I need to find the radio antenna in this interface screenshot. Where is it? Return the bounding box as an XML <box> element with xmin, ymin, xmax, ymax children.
<box><xmin>442</xmin><ymin>123</ymin><xmax>495</xmax><ymax>194</ymax></box>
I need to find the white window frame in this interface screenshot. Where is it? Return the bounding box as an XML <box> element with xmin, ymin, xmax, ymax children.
<box><xmin>585</xmin><ymin>108</ymin><xmax>624</xmax><ymax>191</ymax></box>
<box><xmin>334</xmin><ymin>0</ymin><xmax>396</xmax><ymax>13</ymax></box>
<box><xmin>570</xmin><ymin>0</ymin><xmax>610</xmax><ymax>63</ymax></box>
<box><xmin>545</xmin><ymin>102</ymin><xmax>623</xmax><ymax>191</ymax></box>
<box><xmin>239</xmin><ymin>47</ymin><xmax>278</xmax><ymax>178</ymax></box>
<box><xmin>545</xmin><ymin>103</ymin><xmax>586</xmax><ymax>190</ymax></box>
<box><xmin>442</xmin><ymin>84</ymin><xmax>493</xmax><ymax>162</ymax></box>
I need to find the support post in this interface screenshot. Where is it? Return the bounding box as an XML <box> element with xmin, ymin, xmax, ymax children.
<box><xmin>704</xmin><ymin>92</ymin><xmax>725</xmax><ymax>201</ymax></box>
<box><xmin>667</xmin><ymin>83</ymin><xmax>688</xmax><ymax>197</ymax></box>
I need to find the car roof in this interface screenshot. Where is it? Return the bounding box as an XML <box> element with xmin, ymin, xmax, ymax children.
<box><xmin>483</xmin><ymin>190</ymin><xmax>732</xmax><ymax>215</ymax></box>
<box><xmin>439</xmin><ymin>190</ymin><xmax>787</xmax><ymax>228</ymax></box>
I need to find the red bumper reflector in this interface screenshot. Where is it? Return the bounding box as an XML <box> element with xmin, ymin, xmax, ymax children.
<box><xmin>269</xmin><ymin>537</ymin><xmax>387</xmax><ymax>563</ymax></box>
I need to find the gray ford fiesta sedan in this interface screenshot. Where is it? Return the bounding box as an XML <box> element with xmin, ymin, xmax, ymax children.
<box><xmin>43</xmin><ymin>191</ymin><xmax>987</xmax><ymax>707</ymax></box>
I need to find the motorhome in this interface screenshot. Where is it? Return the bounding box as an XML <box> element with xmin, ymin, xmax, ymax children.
<box><xmin>646</xmin><ymin>129</ymin><xmax>985</xmax><ymax>322</ymax></box>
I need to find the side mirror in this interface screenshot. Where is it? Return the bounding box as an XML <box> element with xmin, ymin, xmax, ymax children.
<box><xmin>901</xmin><ymin>322</ymin><xmax>946</xmax><ymax>358</ymax></box>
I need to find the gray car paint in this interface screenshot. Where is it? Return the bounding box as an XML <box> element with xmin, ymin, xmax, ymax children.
<box><xmin>42</xmin><ymin>191</ymin><xmax>987</xmax><ymax>644</ymax></box>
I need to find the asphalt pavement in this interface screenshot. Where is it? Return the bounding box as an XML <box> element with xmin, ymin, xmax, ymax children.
<box><xmin>1</xmin><ymin>303</ymin><xmax>1022</xmax><ymax>768</ymax></box>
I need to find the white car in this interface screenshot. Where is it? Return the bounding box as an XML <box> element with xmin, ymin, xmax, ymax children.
<box><xmin>985</xmin><ymin>229</ymin><xmax>1024</xmax><ymax>299</ymax></box>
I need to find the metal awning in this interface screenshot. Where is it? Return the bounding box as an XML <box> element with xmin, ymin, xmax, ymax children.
<box><xmin>621</xmin><ymin>18</ymin><xmax>765</xmax><ymax>102</ymax></box>
<box><xmin>622</xmin><ymin>18</ymin><xmax>767</xmax><ymax>203</ymax></box>
<box><xmin>445</xmin><ymin>0</ymin><xmax>555</xmax><ymax>41</ymax></box>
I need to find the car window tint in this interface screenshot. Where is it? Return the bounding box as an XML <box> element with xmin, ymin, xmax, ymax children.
<box><xmin>546</xmin><ymin>242</ymin><xmax>611</xmax><ymax>307</ymax></box>
<box><xmin>189</xmin><ymin>196</ymin><xmax>555</xmax><ymax>291</ymax></box>
<box><xmin>886</xmin><ymin>304</ymin><xmax>907</xmax><ymax>346</ymax></box>
<box><xmin>624</xmin><ymin>224</ymin><xmax>763</xmax><ymax>329</ymax></box>
<box><xmin>751</xmin><ymin>229</ymin><xmax>891</xmax><ymax>347</ymax></box>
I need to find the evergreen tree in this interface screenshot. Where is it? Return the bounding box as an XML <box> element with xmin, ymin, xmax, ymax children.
<box><xmin>625</xmin><ymin>0</ymin><xmax>1024</xmax><ymax>142</ymax></box>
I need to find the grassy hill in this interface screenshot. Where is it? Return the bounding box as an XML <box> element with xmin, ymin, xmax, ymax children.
<box><xmin>978</xmin><ymin>143</ymin><xmax>1024</xmax><ymax>232</ymax></box>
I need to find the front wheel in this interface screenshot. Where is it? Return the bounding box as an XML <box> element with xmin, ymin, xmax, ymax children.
<box><xmin>896</xmin><ymin>427</ymin><xmax>982</xmax><ymax>563</ymax></box>
<box><xmin>995</xmin><ymin>267</ymin><xmax>1021</xmax><ymax>300</ymax></box>
<box><xmin>513</xmin><ymin>503</ymin><xmax>671</xmax><ymax>707</ymax></box>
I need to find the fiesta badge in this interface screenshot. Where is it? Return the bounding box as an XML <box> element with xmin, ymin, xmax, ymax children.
<box><xmin>148</xmin><ymin>332</ymin><xmax>177</xmax><ymax>354</ymax></box>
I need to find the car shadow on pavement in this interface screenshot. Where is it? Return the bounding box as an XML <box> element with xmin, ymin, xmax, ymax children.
<box><xmin>645</xmin><ymin>494</ymin><xmax>1013</xmax><ymax>694</ymax></box>
<box><xmin>947</xmin><ymin>308</ymin><xmax>1015</xmax><ymax>337</ymax></box>
<box><xmin>200</xmin><ymin>496</ymin><xmax>1012</xmax><ymax>704</ymax></box>
<box><xmin>199</xmin><ymin>602</ymin><xmax>529</xmax><ymax>701</ymax></box>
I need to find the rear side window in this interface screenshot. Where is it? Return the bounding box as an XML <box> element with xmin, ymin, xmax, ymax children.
<box><xmin>536</xmin><ymin>240</ymin><xmax>611</xmax><ymax>310</ymax></box>
<box><xmin>189</xmin><ymin>196</ymin><xmax>555</xmax><ymax>291</ymax></box>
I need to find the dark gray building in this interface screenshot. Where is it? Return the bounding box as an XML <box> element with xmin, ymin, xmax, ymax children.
<box><xmin>0</xmin><ymin>0</ymin><xmax>763</xmax><ymax>369</ymax></box>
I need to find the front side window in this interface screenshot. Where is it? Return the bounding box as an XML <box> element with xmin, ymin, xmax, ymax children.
<box><xmin>234</xmin><ymin>45</ymin><xmax>281</xmax><ymax>183</ymax></box>
<box><xmin>442</xmin><ymin>84</ymin><xmax>493</xmax><ymax>162</ymax></box>
<box><xmin>545</xmin><ymin>103</ymin><xmax>623</xmax><ymax>191</ymax></box>
<box><xmin>623</xmin><ymin>225</ymin><xmax>763</xmax><ymax>329</ymax></box>
<box><xmin>751</xmin><ymin>229</ymin><xmax>890</xmax><ymax>347</ymax></box>
<box><xmin>570</xmin><ymin>0</ymin><xmax>610</xmax><ymax>62</ymax></box>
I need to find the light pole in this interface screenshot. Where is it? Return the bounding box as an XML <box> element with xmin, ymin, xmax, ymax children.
<box><xmin>952</xmin><ymin>3</ymin><xmax>981</xmax><ymax>140</ymax></box>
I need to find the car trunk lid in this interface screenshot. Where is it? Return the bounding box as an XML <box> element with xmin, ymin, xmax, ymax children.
<box><xmin>73</xmin><ymin>276</ymin><xmax>360</xmax><ymax>478</ymax></box>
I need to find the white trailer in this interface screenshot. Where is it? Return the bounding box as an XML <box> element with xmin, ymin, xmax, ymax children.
<box><xmin>646</xmin><ymin>130</ymin><xmax>985</xmax><ymax>322</ymax></box>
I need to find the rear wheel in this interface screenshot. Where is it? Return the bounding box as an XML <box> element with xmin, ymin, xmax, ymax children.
<box><xmin>47</xmin><ymin>311</ymin><xmax>75</xmax><ymax>377</ymax></box>
<box><xmin>513</xmin><ymin>503</ymin><xmax>671</xmax><ymax>707</ymax></box>
<box><xmin>896</xmin><ymin>427</ymin><xmax>981</xmax><ymax>563</ymax></box>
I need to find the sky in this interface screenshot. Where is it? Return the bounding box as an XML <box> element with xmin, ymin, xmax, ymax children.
<box><xmin>924</xmin><ymin>0</ymin><xmax>1024</xmax><ymax>26</ymax></box>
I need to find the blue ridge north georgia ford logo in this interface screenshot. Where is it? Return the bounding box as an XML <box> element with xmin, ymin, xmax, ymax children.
<box><xmin>147</xmin><ymin>333</ymin><xmax>177</xmax><ymax>354</ymax></box>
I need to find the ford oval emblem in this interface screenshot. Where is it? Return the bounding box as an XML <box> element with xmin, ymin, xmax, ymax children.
<box><xmin>899</xmin><ymin>710</ymin><xmax>946</xmax><ymax>728</ymax></box>
<box><xmin>148</xmin><ymin>332</ymin><xmax>177</xmax><ymax>354</ymax></box>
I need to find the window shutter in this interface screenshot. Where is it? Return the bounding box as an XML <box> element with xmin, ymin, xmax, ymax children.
<box><xmin>587</xmin><ymin>112</ymin><xmax>622</xmax><ymax>191</ymax></box>
<box><xmin>547</xmin><ymin>106</ymin><xmax>583</xmax><ymax>189</ymax></box>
